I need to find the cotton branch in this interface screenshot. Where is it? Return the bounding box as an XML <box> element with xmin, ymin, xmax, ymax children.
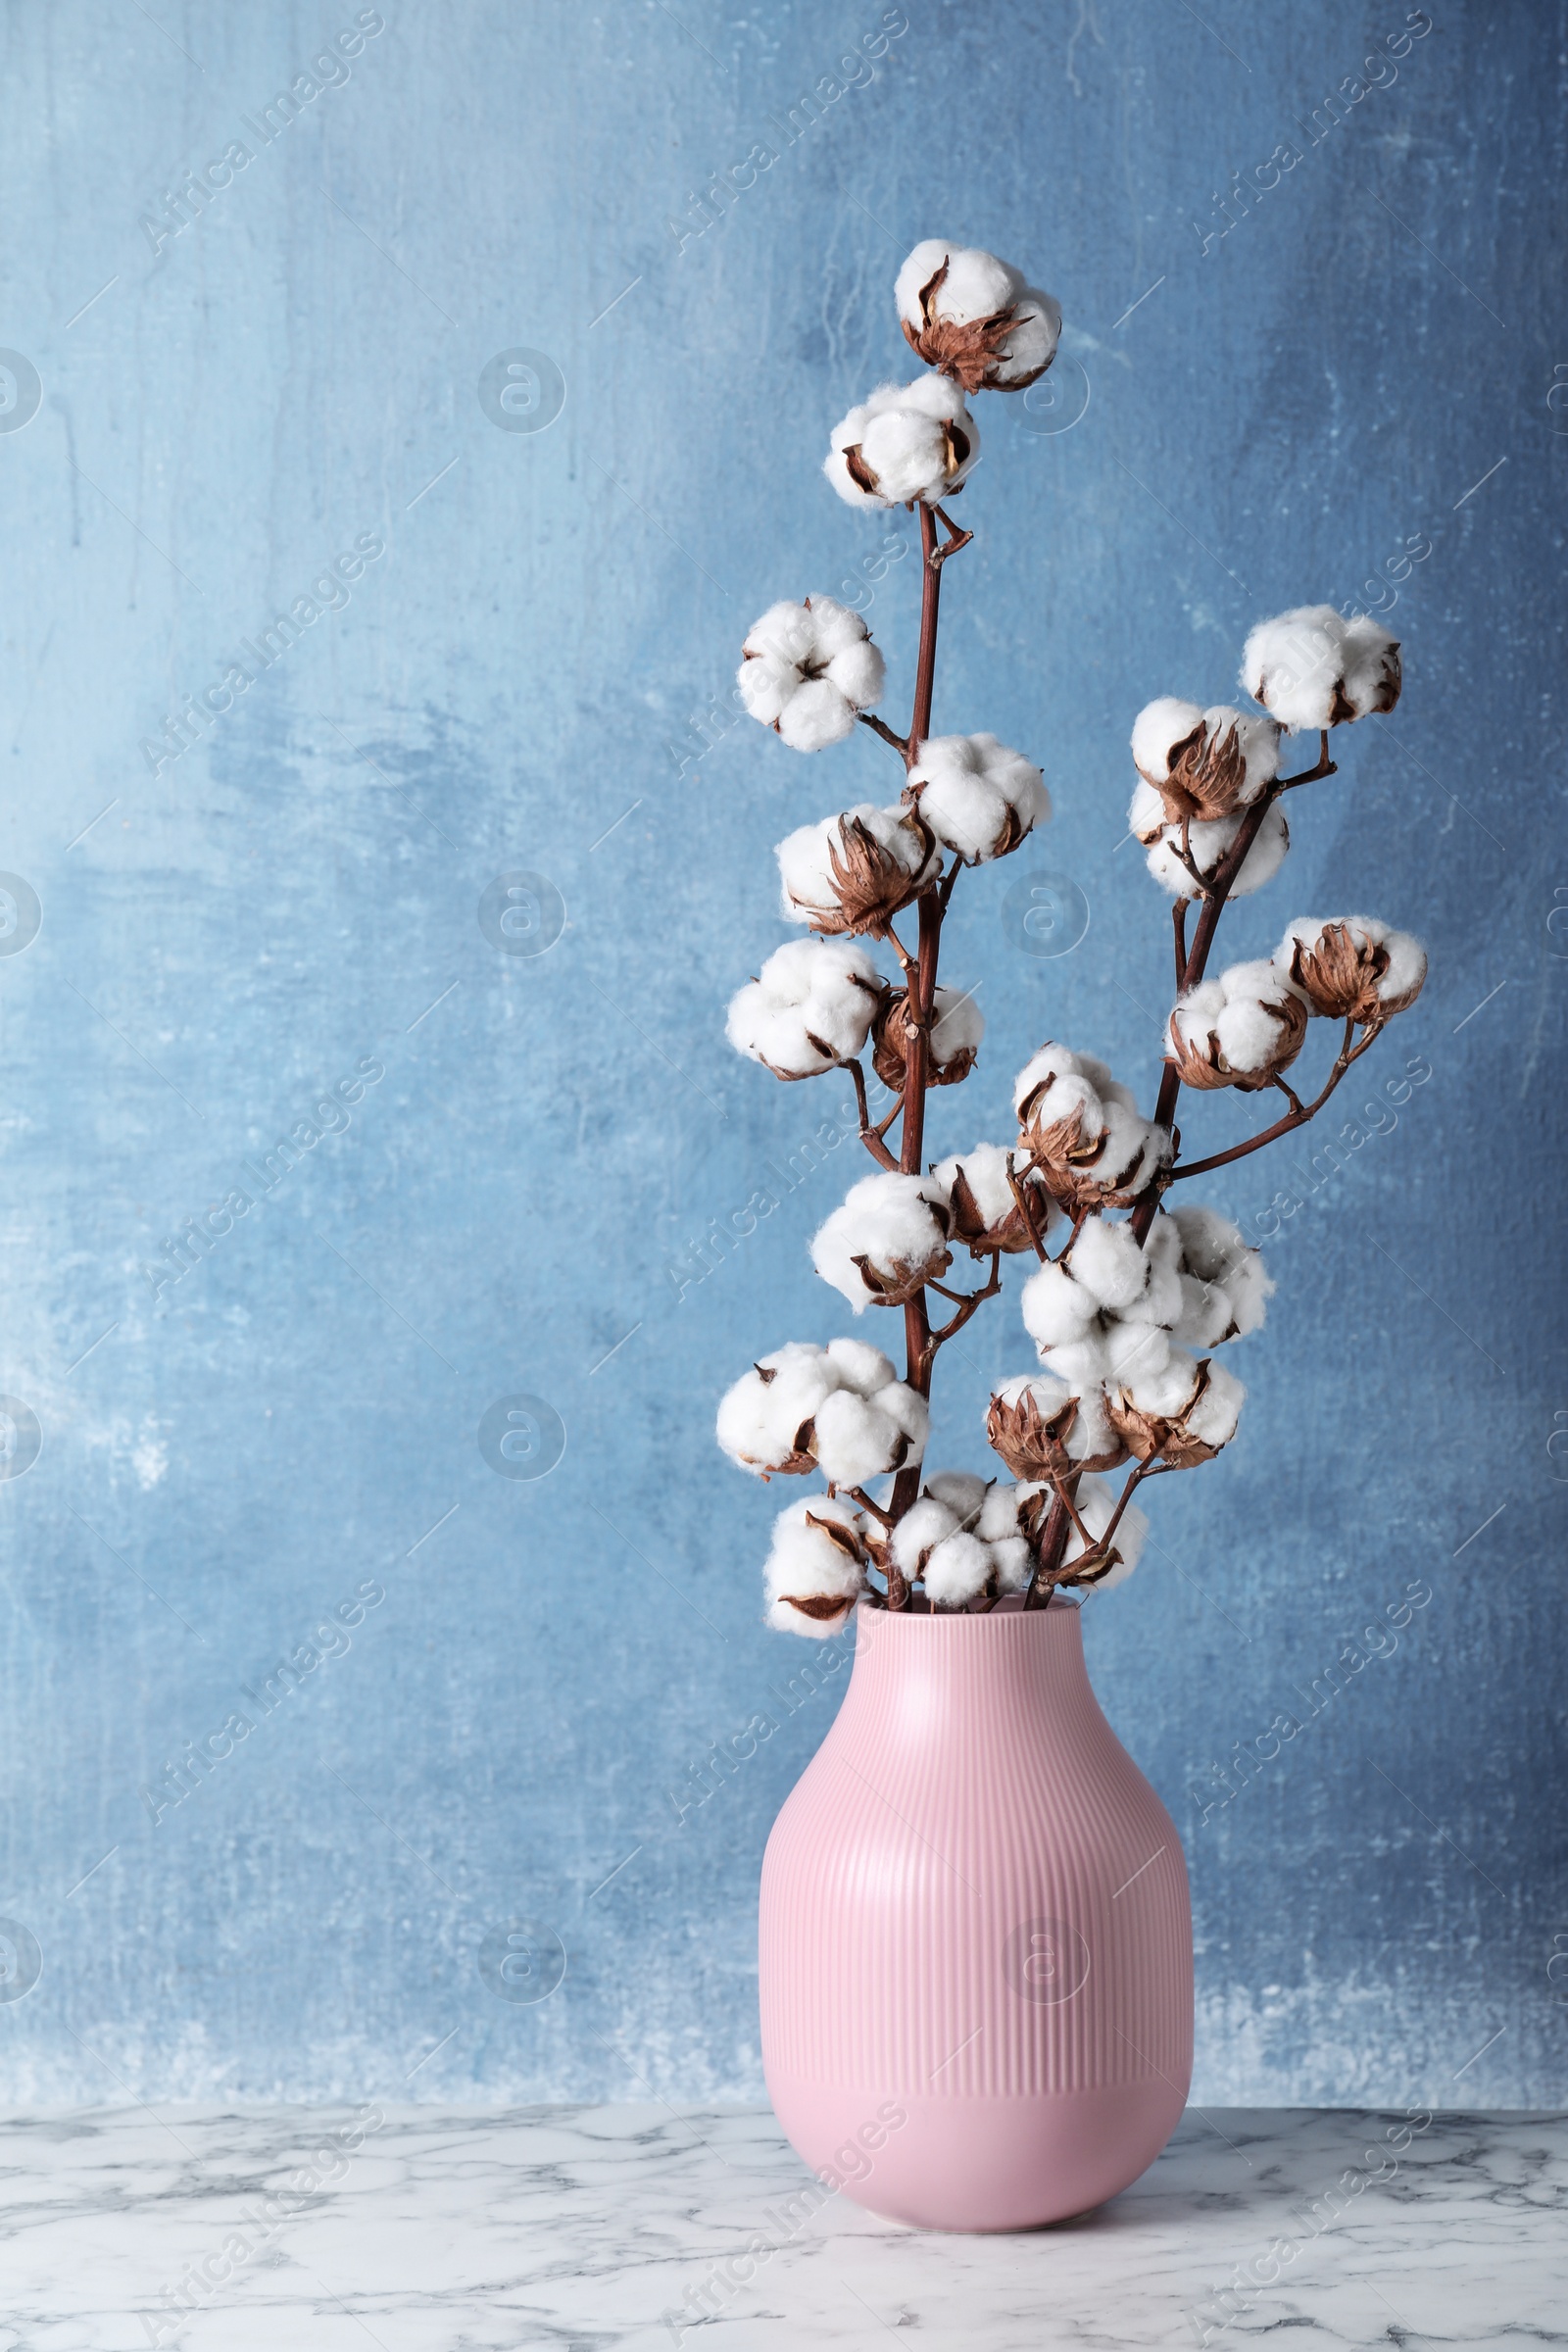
<box><xmin>925</xmin><ymin>1250</ymin><xmax>1003</xmax><ymax>1353</ymax></box>
<box><xmin>1131</xmin><ymin>731</ymin><xmax>1335</xmax><ymax>1246</ymax></box>
<box><xmin>1169</xmin><ymin>1015</ymin><xmax>1384</xmax><ymax>1181</ymax></box>
<box><xmin>858</xmin><ymin>710</ymin><xmax>909</xmax><ymax>757</ymax></box>
<box><xmin>848</xmin><ymin>1057</ymin><xmax>900</xmax><ymax>1170</ymax></box>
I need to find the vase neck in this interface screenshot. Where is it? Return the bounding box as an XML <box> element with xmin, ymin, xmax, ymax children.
<box><xmin>834</xmin><ymin>1598</ymin><xmax>1104</xmax><ymax>1753</ymax></box>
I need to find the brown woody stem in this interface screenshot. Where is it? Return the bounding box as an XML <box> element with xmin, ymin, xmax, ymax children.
<box><xmin>887</xmin><ymin>502</ymin><xmax>972</xmax><ymax>1544</ymax></box>
<box><xmin>858</xmin><ymin>710</ymin><xmax>909</xmax><ymax>757</ymax></box>
<box><xmin>1130</xmin><ymin>733</ymin><xmax>1336</xmax><ymax>1247</ymax></box>
<box><xmin>848</xmin><ymin>1057</ymin><xmax>899</xmax><ymax>1171</ymax></box>
<box><xmin>1169</xmin><ymin>1017</ymin><xmax>1383</xmax><ymax>1181</ymax></box>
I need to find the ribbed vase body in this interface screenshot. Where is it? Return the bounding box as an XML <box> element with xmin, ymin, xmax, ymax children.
<box><xmin>758</xmin><ymin>1597</ymin><xmax>1192</xmax><ymax>2230</ymax></box>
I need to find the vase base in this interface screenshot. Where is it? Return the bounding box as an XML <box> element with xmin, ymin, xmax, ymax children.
<box><xmin>766</xmin><ymin>2073</ymin><xmax>1188</xmax><ymax>2232</ymax></box>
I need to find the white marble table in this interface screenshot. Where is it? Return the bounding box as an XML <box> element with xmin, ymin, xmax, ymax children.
<box><xmin>0</xmin><ymin>2104</ymin><xmax>1561</xmax><ymax>2349</ymax></box>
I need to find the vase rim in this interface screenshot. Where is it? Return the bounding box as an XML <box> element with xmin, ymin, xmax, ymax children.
<box><xmin>852</xmin><ymin>1594</ymin><xmax>1082</xmax><ymax>1629</ymax></box>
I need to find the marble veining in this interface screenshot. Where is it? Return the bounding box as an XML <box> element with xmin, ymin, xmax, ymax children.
<box><xmin>0</xmin><ymin>2104</ymin><xmax>1560</xmax><ymax>2350</ymax></box>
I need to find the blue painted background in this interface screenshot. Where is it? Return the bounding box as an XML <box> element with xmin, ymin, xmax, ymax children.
<box><xmin>0</xmin><ymin>0</ymin><xmax>1562</xmax><ymax>2108</ymax></box>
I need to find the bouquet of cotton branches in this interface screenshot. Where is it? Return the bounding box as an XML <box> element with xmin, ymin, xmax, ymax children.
<box><xmin>717</xmin><ymin>238</ymin><xmax>1426</xmax><ymax>1634</ymax></box>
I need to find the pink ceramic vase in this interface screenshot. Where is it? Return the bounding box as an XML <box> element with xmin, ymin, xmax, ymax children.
<box><xmin>758</xmin><ymin>1595</ymin><xmax>1192</xmax><ymax>2231</ymax></box>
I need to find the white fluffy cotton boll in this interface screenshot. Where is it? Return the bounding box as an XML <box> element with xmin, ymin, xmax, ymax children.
<box><xmin>896</xmin><ymin>240</ymin><xmax>1061</xmax><ymax>391</ymax></box>
<box><xmin>1070</xmin><ymin>1482</ymin><xmax>1147</xmax><ymax>1589</ymax></box>
<box><xmin>989</xmin><ymin>1536</ymin><xmax>1034</xmax><ymax>1592</ymax></box>
<box><xmin>1241</xmin><ymin>605</ymin><xmax>1346</xmax><ymax>730</ymax></box>
<box><xmin>896</xmin><ymin>238</ymin><xmax>1021</xmax><ymax>327</ymax></box>
<box><xmin>823</xmin><ymin>1336</ymin><xmax>896</xmax><ymax>1396</ymax></box>
<box><xmin>890</xmin><ymin>1494</ymin><xmax>960</xmax><ymax>1575</ymax></box>
<box><xmin>922</xmin><ymin>1531</ymin><xmax>994</xmax><ymax>1608</ymax></box>
<box><xmin>977</xmin><ymin>1481</ymin><xmax>1025</xmax><ymax>1543</ymax></box>
<box><xmin>1131</xmin><ymin>697</ymin><xmax>1203</xmax><ymax>784</ymax></box>
<box><xmin>809</xmin><ymin>1171</ymin><xmax>952</xmax><ymax>1311</ymax></box>
<box><xmin>824</xmin><ymin>375</ymin><xmax>981</xmax><ymax>509</ymax></box>
<box><xmin>923</xmin><ymin>1470</ymin><xmax>989</xmax><ymax>1525</ymax></box>
<box><xmin>1103</xmin><ymin>1317</ymin><xmax>1174</xmax><ymax>1393</ymax></box>
<box><xmin>1170</xmin><ymin>1204</ymin><xmax>1273</xmax><ymax>1342</ymax></box>
<box><xmin>1020</xmin><ymin>1260</ymin><xmax>1098</xmax><ymax>1350</ymax></box>
<box><xmin>1120</xmin><ymin>1342</ymin><xmax>1200</xmax><ymax>1418</ymax></box>
<box><xmin>1276</xmin><ymin>914</ymin><xmax>1428</xmax><ymax>1022</ymax></box>
<box><xmin>775</xmin><ymin>801</ymin><xmax>941</xmax><ymax>931</ymax></box>
<box><xmin>1187</xmin><ymin>1360</ymin><xmax>1245</xmax><ymax>1450</ymax></box>
<box><xmin>737</xmin><ymin>596</ymin><xmax>887</xmax><ymax>753</ymax></box>
<box><xmin>1241</xmin><ymin>605</ymin><xmax>1400</xmax><ymax>731</ymax></box>
<box><xmin>762</xmin><ymin>1497</ymin><xmax>864</xmax><ymax>1635</ymax></box>
<box><xmin>1068</xmin><ymin>1218</ymin><xmax>1149</xmax><ymax>1312</ymax></box>
<box><xmin>1144</xmin><ymin>799</ymin><xmax>1292</xmax><ymax>902</ymax></box>
<box><xmin>1060</xmin><ymin>1475</ymin><xmax>1149</xmax><ymax>1591</ymax></box>
<box><xmin>715</xmin><ymin>1344</ymin><xmax>838</xmax><ymax>1476</ymax></box>
<box><xmin>725</xmin><ymin>938</ymin><xmax>884</xmax><ymax>1079</ymax></box>
<box><xmin>1036</xmin><ymin>1333</ymin><xmax>1110</xmax><ymax>1396</ymax></box>
<box><xmin>991</xmin><ymin>290</ymin><xmax>1061</xmax><ymax>387</ymax></box>
<box><xmin>1168</xmin><ymin>957</ymin><xmax>1306</xmax><ymax>1087</ymax></box>
<box><xmin>811</xmin><ymin>1388</ymin><xmax>920</xmax><ymax>1486</ymax></box>
<box><xmin>1339</xmin><ymin>614</ymin><xmax>1402</xmax><ymax>717</ymax></box>
<box><xmin>928</xmin><ymin>985</ymin><xmax>986</xmax><ymax>1073</ymax></box>
<box><xmin>906</xmin><ymin>732</ymin><xmax>1051</xmax><ymax>863</ymax></box>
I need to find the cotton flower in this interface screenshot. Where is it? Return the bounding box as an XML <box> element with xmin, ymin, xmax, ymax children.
<box><xmin>924</xmin><ymin>1469</ymin><xmax>990</xmax><ymax>1522</ymax></box>
<box><xmin>895</xmin><ymin>239</ymin><xmax>1061</xmax><ymax>392</ymax></box>
<box><xmin>1166</xmin><ymin>957</ymin><xmax>1308</xmax><ymax>1092</ymax></box>
<box><xmin>870</xmin><ymin>983</ymin><xmax>983</xmax><ymax>1091</ymax></box>
<box><xmin>737</xmin><ymin>596</ymin><xmax>887</xmax><ymax>752</ymax></box>
<box><xmin>1129</xmin><ymin>780</ymin><xmax>1292</xmax><ymax>903</ymax></box>
<box><xmin>1275</xmin><ymin>915</ymin><xmax>1427</xmax><ymax>1025</ymax></box>
<box><xmin>716</xmin><ymin>1338</ymin><xmax>928</xmax><ymax>1485</ymax></box>
<box><xmin>1241</xmin><ymin>605</ymin><xmax>1401</xmax><ymax>730</ymax></box>
<box><xmin>1131</xmin><ymin>699</ymin><xmax>1282</xmax><ymax>826</ymax></box>
<box><xmin>906</xmin><ymin>732</ymin><xmax>1050</xmax><ymax>862</ymax></box>
<box><xmin>810</xmin><ymin>1170</ymin><xmax>953</xmax><ymax>1311</ymax></box>
<box><xmin>922</xmin><ymin>1531</ymin><xmax>994</xmax><ymax>1607</ymax></box>
<box><xmin>986</xmin><ymin>1372</ymin><xmax>1128</xmax><ymax>1478</ymax></box>
<box><xmin>777</xmin><ymin>802</ymin><xmax>942</xmax><ymax>937</ymax></box>
<box><xmin>1105</xmin><ymin>1354</ymin><xmax>1245</xmax><ymax>1471</ymax></box>
<box><xmin>725</xmin><ymin>939</ymin><xmax>886</xmax><ymax>1080</ymax></box>
<box><xmin>1166</xmin><ymin>1205</ymin><xmax>1273</xmax><ymax>1346</ymax></box>
<box><xmin>1059</xmin><ymin>1473</ymin><xmax>1150</xmax><ymax>1592</ymax></box>
<box><xmin>889</xmin><ymin>1471</ymin><xmax>1037</xmax><ymax>1606</ymax></box>
<box><xmin>1013</xmin><ymin>1043</ymin><xmax>1172</xmax><ymax>1209</ymax></box>
<box><xmin>763</xmin><ymin>1495</ymin><xmax>866</xmax><ymax>1636</ymax></box>
<box><xmin>931</xmin><ymin>1142</ymin><xmax>1060</xmax><ymax>1257</ymax></box>
<box><xmin>824</xmin><ymin>374</ymin><xmax>981</xmax><ymax>509</ymax></box>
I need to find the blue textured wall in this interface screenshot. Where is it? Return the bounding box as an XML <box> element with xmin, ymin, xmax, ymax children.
<box><xmin>0</xmin><ymin>0</ymin><xmax>1562</xmax><ymax>2108</ymax></box>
